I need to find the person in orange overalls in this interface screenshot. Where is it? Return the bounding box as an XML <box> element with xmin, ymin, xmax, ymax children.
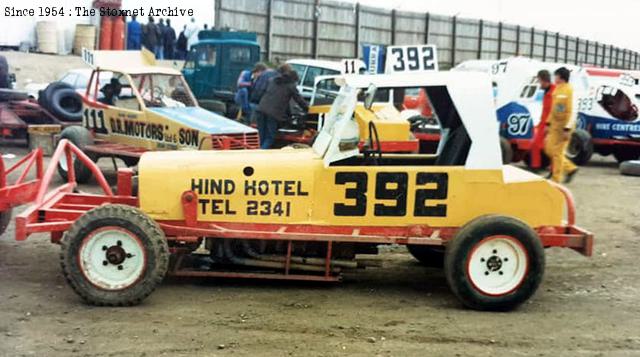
<box><xmin>544</xmin><ymin>67</ymin><xmax>579</xmax><ymax>183</ymax></box>
<box><xmin>530</xmin><ymin>70</ymin><xmax>555</xmax><ymax>169</ymax></box>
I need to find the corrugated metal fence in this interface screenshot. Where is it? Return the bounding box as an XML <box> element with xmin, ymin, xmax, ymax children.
<box><xmin>215</xmin><ymin>0</ymin><xmax>640</xmax><ymax>70</ymax></box>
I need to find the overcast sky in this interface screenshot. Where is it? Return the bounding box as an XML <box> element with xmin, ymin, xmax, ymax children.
<box><xmin>347</xmin><ymin>0</ymin><xmax>639</xmax><ymax>51</ymax></box>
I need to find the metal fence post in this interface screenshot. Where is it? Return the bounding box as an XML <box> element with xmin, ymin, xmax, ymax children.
<box><xmin>585</xmin><ymin>39</ymin><xmax>590</xmax><ymax>64</ymax></box>
<box><xmin>477</xmin><ymin>19</ymin><xmax>483</xmax><ymax>59</ymax></box>
<box><xmin>542</xmin><ymin>30</ymin><xmax>547</xmax><ymax>61</ymax></box>
<box><xmin>530</xmin><ymin>27</ymin><xmax>534</xmax><ymax>58</ymax></box>
<box><xmin>312</xmin><ymin>0</ymin><xmax>320</xmax><ymax>59</ymax></box>
<box><xmin>451</xmin><ymin>15</ymin><xmax>457</xmax><ymax>67</ymax></box>
<box><xmin>515</xmin><ymin>25</ymin><xmax>520</xmax><ymax>55</ymax></box>
<box><xmin>215</xmin><ymin>0</ymin><xmax>222</xmax><ymax>27</ymax></box>
<box><xmin>554</xmin><ymin>32</ymin><xmax>559</xmax><ymax>62</ymax></box>
<box><xmin>266</xmin><ymin>0</ymin><xmax>274</xmax><ymax>61</ymax></box>
<box><xmin>391</xmin><ymin>9</ymin><xmax>397</xmax><ymax>45</ymax></box>
<box><xmin>564</xmin><ymin>35</ymin><xmax>569</xmax><ymax>62</ymax></box>
<box><xmin>424</xmin><ymin>12</ymin><xmax>430</xmax><ymax>43</ymax></box>
<box><xmin>497</xmin><ymin>22</ymin><xmax>503</xmax><ymax>59</ymax></box>
<box><xmin>609</xmin><ymin>45</ymin><xmax>613</xmax><ymax>67</ymax></box>
<box><xmin>575</xmin><ymin>38</ymin><xmax>579</xmax><ymax>64</ymax></box>
<box><xmin>354</xmin><ymin>3</ymin><xmax>360</xmax><ymax>58</ymax></box>
<box><xmin>594</xmin><ymin>42</ymin><xmax>598</xmax><ymax>67</ymax></box>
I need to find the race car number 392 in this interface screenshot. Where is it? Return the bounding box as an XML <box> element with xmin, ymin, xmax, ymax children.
<box><xmin>385</xmin><ymin>45</ymin><xmax>439</xmax><ymax>73</ymax></box>
<box><xmin>333</xmin><ymin>171</ymin><xmax>448</xmax><ymax>217</ymax></box>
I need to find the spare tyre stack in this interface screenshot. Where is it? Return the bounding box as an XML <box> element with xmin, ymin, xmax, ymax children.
<box><xmin>38</xmin><ymin>82</ymin><xmax>83</xmax><ymax>122</ymax></box>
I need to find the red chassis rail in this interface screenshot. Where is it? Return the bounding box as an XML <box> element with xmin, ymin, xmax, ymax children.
<box><xmin>15</xmin><ymin>141</ymin><xmax>593</xmax><ymax>280</ymax></box>
<box><xmin>0</xmin><ymin>148</ymin><xmax>44</xmax><ymax>211</ymax></box>
<box><xmin>591</xmin><ymin>138</ymin><xmax>640</xmax><ymax>147</ymax></box>
<box><xmin>14</xmin><ymin>139</ymin><xmax>136</xmax><ymax>242</ymax></box>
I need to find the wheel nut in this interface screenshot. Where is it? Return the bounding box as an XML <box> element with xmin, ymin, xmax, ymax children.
<box><xmin>499</xmin><ymin>271</ymin><xmax>503</xmax><ymax>275</ymax></box>
<box><xmin>117</xmin><ymin>240</ymin><xmax>122</xmax><ymax>246</ymax></box>
<box><xmin>126</xmin><ymin>253</ymin><xmax>132</xmax><ymax>258</ymax></box>
<box><xmin>484</xmin><ymin>271</ymin><xmax>489</xmax><ymax>276</ymax></box>
<box><xmin>102</xmin><ymin>260</ymin><xmax>108</xmax><ymax>266</ymax></box>
<box><xmin>492</xmin><ymin>249</ymin><xmax>497</xmax><ymax>254</ymax></box>
<box><xmin>480</xmin><ymin>258</ymin><xmax>485</xmax><ymax>262</ymax></box>
<box><xmin>102</xmin><ymin>246</ymin><xmax>107</xmax><ymax>251</ymax></box>
<box><xmin>504</xmin><ymin>258</ymin><xmax>509</xmax><ymax>262</ymax></box>
<box><xmin>118</xmin><ymin>265</ymin><xmax>123</xmax><ymax>270</ymax></box>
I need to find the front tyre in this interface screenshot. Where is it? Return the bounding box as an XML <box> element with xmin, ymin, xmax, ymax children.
<box><xmin>60</xmin><ymin>204</ymin><xmax>169</xmax><ymax>306</ymax></box>
<box><xmin>0</xmin><ymin>208</ymin><xmax>12</xmax><ymax>235</ymax></box>
<box><xmin>444</xmin><ymin>215</ymin><xmax>545</xmax><ymax>311</ymax></box>
<box><xmin>57</xmin><ymin>126</ymin><xmax>95</xmax><ymax>183</ymax></box>
<box><xmin>499</xmin><ymin>137</ymin><xmax>513</xmax><ymax>164</ymax></box>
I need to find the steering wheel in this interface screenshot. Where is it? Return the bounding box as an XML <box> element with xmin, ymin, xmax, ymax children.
<box><xmin>363</xmin><ymin>121</ymin><xmax>382</xmax><ymax>163</ymax></box>
<box><xmin>152</xmin><ymin>86</ymin><xmax>164</xmax><ymax>99</ymax></box>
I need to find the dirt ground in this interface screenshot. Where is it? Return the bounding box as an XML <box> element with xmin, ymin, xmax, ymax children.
<box><xmin>1</xmin><ymin>51</ymin><xmax>640</xmax><ymax>357</ymax></box>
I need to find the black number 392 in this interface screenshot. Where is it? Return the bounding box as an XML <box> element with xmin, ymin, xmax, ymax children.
<box><xmin>333</xmin><ymin>171</ymin><xmax>448</xmax><ymax>217</ymax></box>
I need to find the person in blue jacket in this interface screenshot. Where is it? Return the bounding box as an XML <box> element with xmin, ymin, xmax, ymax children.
<box><xmin>234</xmin><ymin>68</ymin><xmax>254</xmax><ymax>124</ymax></box>
<box><xmin>126</xmin><ymin>15</ymin><xmax>142</xmax><ymax>50</ymax></box>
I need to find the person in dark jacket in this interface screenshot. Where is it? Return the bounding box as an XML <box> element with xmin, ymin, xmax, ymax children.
<box><xmin>250</xmin><ymin>66</ymin><xmax>277</xmax><ymax>105</ymax></box>
<box><xmin>163</xmin><ymin>19</ymin><xmax>176</xmax><ymax>60</ymax></box>
<box><xmin>176</xmin><ymin>26</ymin><xmax>188</xmax><ymax>60</ymax></box>
<box><xmin>256</xmin><ymin>64</ymin><xmax>309</xmax><ymax>149</ymax></box>
<box><xmin>143</xmin><ymin>16</ymin><xmax>159</xmax><ymax>55</ymax></box>
<box><xmin>156</xmin><ymin>18</ymin><xmax>165</xmax><ymax>60</ymax></box>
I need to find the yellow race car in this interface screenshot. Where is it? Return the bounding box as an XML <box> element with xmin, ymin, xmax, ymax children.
<box><xmin>57</xmin><ymin>49</ymin><xmax>258</xmax><ymax>183</ymax></box>
<box><xmin>276</xmin><ymin>75</ymin><xmax>421</xmax><ymax>153</ymax></box>
<box><xmin>17</xmin><ymin>70</ymin><xmax>592</xmax><ymax>311</ymax></box>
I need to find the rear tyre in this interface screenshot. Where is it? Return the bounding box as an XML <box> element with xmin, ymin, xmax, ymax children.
<box><xmin>567</xmin><ymin>129</ymin><xmax>593</xmax><ymax>165</ymax></box>
<box><xmin>444</xmin><ymin>215</ymin><xmax>545</xmax><ymax>311</ymax></box>
<box><xmin>613</xmin><ymin>149</ymin><xmax>640</xmax><ymax>163</ymax></box>
<box><xmin>499</xmin><ymin>137</ymin><xmax>513</xmax><ymax>164</ymax></box>
<box><xmin>0</xmin><ymin>208</ymin><xmax>12</xmax><ymax>235</ymax></box>
<box><xmin>407</xmin><ymin>245</ymin><xmax>444</xmax><ymax>268</ymax></box>
<box><xmin>60</xmin><ymin>204</ymin><xmax>169</xmax><ymax>306</ymax></box>
<box><xmin>57</xmin><ymin>126</ymin><xmax>95</xmax><ymax>183</ymax></box>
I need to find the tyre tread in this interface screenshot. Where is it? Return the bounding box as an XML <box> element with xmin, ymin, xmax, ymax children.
<box><xmin>60</xmin><ymin>204</ymin><xmax>169</xmax><ymax>306</ymax></box>
<box><xmin>444</xmin><ymin>215</ymin><xmax>545</xmax><ymax>311</ymax></box>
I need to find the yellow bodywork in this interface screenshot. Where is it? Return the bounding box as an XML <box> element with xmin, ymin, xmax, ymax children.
<box><xmin>309</xmin><ymin>103</ymin><xmax>413</xmax><ymax>144</ymax></box>
<box><xmin>139</xmin><ymin>149</ymin><xmax>565</xmax><ymax>228</ymax></box>
<box><xmin>84</xmin><ymin>104</ymin><xmax>208</xmax><ymax>151</ymax></box>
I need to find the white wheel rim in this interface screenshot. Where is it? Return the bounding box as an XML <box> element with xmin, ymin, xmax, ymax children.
<box><xmin>59</xmin><ymin>154</ymin><xmax>69</xmax><ymax>172</ymax></box>
<box><xmin>466</xmin><ymin>236</ymin><xmax>529</xmax><ymax>296</ymax></box>
<box><xmin>79</xmin><ymin>227</ymin><xmax>146</xmax><ymax>291</ymax></box>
